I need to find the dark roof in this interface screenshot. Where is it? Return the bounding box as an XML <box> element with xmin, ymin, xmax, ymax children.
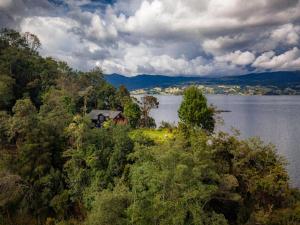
<box><xmin>88</xmin><ymin>110</ymin><xmax>122</xmax><ymax>120</ymax></box>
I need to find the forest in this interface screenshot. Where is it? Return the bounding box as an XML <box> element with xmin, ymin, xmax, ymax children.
<box><xmin>0</xmin><ymin>29</ymin><xmax>300</xmax><ymax>225</ymax></box>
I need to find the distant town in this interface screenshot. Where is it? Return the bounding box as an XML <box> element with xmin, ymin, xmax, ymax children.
<box><xmin>131</xmin><ymin>84</ymin><xmax>300</xmax><ymax>95</ymax></box>
<box><xmin>105</xmin><ymin>71</ymin><xmax>300</xmax><ymax>95</ymax></box>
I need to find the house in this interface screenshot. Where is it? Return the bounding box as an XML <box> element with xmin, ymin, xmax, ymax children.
<box><xmin>88</xmin><ymin>110</ymin><xmax>127</xmax><ymax>127</ymax></box>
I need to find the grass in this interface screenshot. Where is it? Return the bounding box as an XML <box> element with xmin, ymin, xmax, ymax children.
<box><xmin>129</xmin><ymin>128</ymin><xmax>175</xmax><ymax>144</ymax></box>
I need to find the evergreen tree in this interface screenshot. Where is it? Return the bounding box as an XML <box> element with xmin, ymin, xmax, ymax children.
<box><xmin>178</xmin><ymin>86</ymin><xmax>215</xmax><ymax>133</ymax></box>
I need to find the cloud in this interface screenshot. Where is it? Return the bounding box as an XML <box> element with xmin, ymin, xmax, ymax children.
<box><xmin>202</xmin><ymin>35</ymin><xmax>253</xmax><ymax>55</ymax></box>
<box><xmin>1</xmin><ymin>0</ymin><xmax>300</xmax><ymax>76</ymax></box>
<box><xmin>84</xmin><ymin>13</ymin><xmax>118</xmax><ymax>41</ymax></box>
<box><xmin>0</xmin><ymin>0</ymin><xmax>57</xmax><ymax>28</ymax></box>
<box><xmin>20</xmin><ymin>16</ymin><xmax>108</xmax><ymax>70</ymax></box>
<box><xmin>216</xmin><ymin>51</ymin><xmax>255</xmax><ymax>65</ymax></box>
<box><xmin>97</xmin><ymin>43</ymin><xmax>246</xmax><ymax>76</ymax></box>
<box><xmin>252</xmin><ymin>47</ymin><xmax>300</xmax><ymax>70</ymax></box>
<box><xmin>0</xmin><ymin>0</ymin><xmax>13</xmax><ymax>9</ymax></box>
<box><xmin>271</xmin><ymin>24</ymin><xmax>300</xmax><ymax>45</ymax></box>
<box><xmin>115</xmin><ymin>0</ymin><xmax>300</xmax><ymax>40</ymax></box>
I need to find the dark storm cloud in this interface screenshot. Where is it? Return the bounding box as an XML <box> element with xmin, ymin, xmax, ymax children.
<box><xmin>0</xmin><ymin>0</ymin><xmax>60</xmax><ymax>28</ymax></box>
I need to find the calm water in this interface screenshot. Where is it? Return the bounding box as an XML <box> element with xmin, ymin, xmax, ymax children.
<box><xmin>148</xmin><ymin>95</ymin><xmax>300</xmax><ymax>187</ymax></box>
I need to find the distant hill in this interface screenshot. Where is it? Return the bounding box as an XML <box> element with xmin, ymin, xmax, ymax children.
<box><xmin>104</xmin><ymin>71</ymin><xmax>300</xmax><ymax>90</ymax></box>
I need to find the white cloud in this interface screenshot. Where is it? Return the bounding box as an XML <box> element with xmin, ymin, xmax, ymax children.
<box><xmin>97</xmin><ymin>43</ymin><xmax>246</xmax><ymax>76</ymax></box>
<box><xmin>20</xmin><ymin>16</ymin><xmax>106</xmax><ymax>70</ymax></box>
<box><xmin>86</xmin><ymin>14</ymin><xmax>118</xmax><ymax>41</ymax></box>
<box><xmin>271</xmin><ymin>24</ymin><xmax>300</xmax><ymax>45</ymax></box>
<box><xmin>216</xmin><ymin>51</ymin><xmax>255</xmax><ymax>65</ymax></box>
<box><xmin>252</xmin><ymin>47</ymin><xmax>300</xmax><ymax>70</ymax></box>
<box><xmin>114</xmin><ymin>0</ymin><xmax>300</xmax><ymax>39</ymax></box>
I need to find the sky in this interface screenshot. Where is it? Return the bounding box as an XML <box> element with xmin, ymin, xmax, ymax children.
<box><xmin>1</xmin><ymin>0</ymin><xmax>300</xmax><ymax>76</ymax></box>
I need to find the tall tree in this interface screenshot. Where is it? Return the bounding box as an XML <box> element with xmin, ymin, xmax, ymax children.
<box><xmin>178</xmin><ymin>86</ymin><xmax>215</xmax><ymax>133</ymax></box>
<box><xmin>9</xmin><ymin>98</ymin><xmax>38</xmax><ymax>143</ymax></box>
<box><xmin>139</xmin><ymin>95</ymin><xmax>159</xmax><ymax>128</ymax></box>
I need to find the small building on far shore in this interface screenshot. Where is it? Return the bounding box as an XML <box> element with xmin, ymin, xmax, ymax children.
<box><xmin>88</xmin><ymin>110</ymin><xmax>127</xmax><ymax>127</ymax></box>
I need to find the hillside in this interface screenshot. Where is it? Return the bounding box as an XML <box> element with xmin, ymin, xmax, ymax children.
<box><xmin>2</xmin><ymin>29</ymin><xmax>300</xmax><ymax>225</ymax></box>
<box><xmin>105</xmin><ymin>71</ymin><xmax>300</xmax><ymax>90</ymax></box>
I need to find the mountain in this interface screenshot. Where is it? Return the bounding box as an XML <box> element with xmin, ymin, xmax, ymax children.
<box><xmin>105</xmin><ymin>71</ymin><xmax>300</xmax><ymax>90</ymax></box>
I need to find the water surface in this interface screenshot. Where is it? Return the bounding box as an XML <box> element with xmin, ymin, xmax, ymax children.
<box><xmin>148</xmin><ymin>95</ymin><xmax>300</xmax><ymax>187</ymax></box>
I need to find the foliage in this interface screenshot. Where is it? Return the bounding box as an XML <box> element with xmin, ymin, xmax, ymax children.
<box><xmin>139</xmin><ymin>95</ymin><xmax>159</xmax><ymax>128</ymax></box>
<box><xmin>124</xmin><ymin>101</ymin><xmax>141</xmax><ymax>128</ymax></box>
<box><xmin>64</xmin><ymin>118</ymin><xmax>134</xmax><ymax>207</ymax></box>
<box><xmin>0</xmin><ymin>74</ymin><xmax>15</xmax><ymax>109</ymax></box>
<box><xmin>129</xmin><ymin>128</ymin><xmax>175</xmax><ymax>144</ymax></box>
<box><xmin>85</xmin><ymin>184</ymin><xmax>131</xmax><ymax>225</ymax></box>
<box><xmin>0</xmin><ymin>111</ymin><xmax>10</xmax><ymax>146</ymax></box>
<box><xmin>178</xmin><ymin>86</ymin><xmax>215</xmax><ymax>133</ymax></box>
<box><xmin>116</xmin><ymin>85</ymin><xmax>131</xmax><ymax>108</ymax></box>
<box><xmin>0</xmin><ymin>29</ymin><xmax>299</xmax><ymax>225</ymax></box>
<box><xmin>127</xmin><ymin>131</ymin><xmax>223</xmax><ymax>225</ymax></box>
<box><xmin>159</xmin><ymin>121</ymin><xmax>176</xmax><ymax>131</ymax></box>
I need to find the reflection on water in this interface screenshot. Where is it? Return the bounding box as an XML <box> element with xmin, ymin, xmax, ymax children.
<box><xmin>147</xmin><ymin>95</ymin><xmax>300</xmax><ymax>187</ymax></box>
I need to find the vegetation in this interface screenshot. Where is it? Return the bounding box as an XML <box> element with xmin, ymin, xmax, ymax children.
<box><xmin>124</xmin><ymin>101</ymin><xmax>141</xmax><ymax>128</ymax></box>
<box><xmin>0</xmin><ymin>29</ymin><xmax>300</xmax><ymax>225</ymax></box>
<box><xmin>129</xmin><ymin>128</ymin><xmax>174</xmax><ymax>144</ymax></box>
<box><xmin>139</xmin><ymin>95</ymin><xmax>159</xmax><ymax>128</ymax></box>
<box><xmin>178</xmin><ymin>86</ymin><xmax>215</xmax><ymax>133</ymax></box>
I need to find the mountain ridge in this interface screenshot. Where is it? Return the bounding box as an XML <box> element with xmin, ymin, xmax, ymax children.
<box><xmin>104</xmin><ymin>71</ymin><xmax>300</xmax><ymax>91</ymax></box>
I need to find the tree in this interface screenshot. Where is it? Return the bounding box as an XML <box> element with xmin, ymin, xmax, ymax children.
<box><xmin>39</xmin><ymin>88</ymin><xmax>75</xmax><ymax>170</ymax></box>
<box><xmin>23</xmin><ymin>32</ymin><xmax>41</xmax><ymax>52</ymax></box>
<box><xmin>127</xmin><ymin>130</ymin><xmax>226</xmax><ymax>225</ymax></box>
<box><xmin>139</xmin><ymin>95</ymin><xmax>159</xmax><ymax>128</ymax></box>
<box><xmin>7</xmin><ymin>98</ymin><xmax>65</xmax><ymax>222</ymax></box>
<box><xmin>107</xmin><ymin>126</ymin><xmax>134</xmax><ymax>179</ymax></box>
<box><xmin>0</xmin><ymin>111</ymin><xmax>10</xmax><ymax>146</ymax></box>
<box><xmin>178</xmin><ymin>86</ymin><xmax>215</xmax><ymax>133</ymax></box>
<box><xmin>9</xmin><ymin>98</ymin><xmax>38</xmax><ymax>143</ymax></box>
<box><xmin>0</xmin><ymin>28</ymin><xmax>28</xmax><ymax>49</ymax></box>
<box><xmin>116</xmin><ymin>85</ymin><xmax>131</xmax><ymax>108</ymax></box>
<box><xmin>0</xmin><ymin>29</ymin><xmax>59</xmax><ymax>109</ymax></box>
<box><xmin>124</xmin><ymin>101</ymin><xmax>141</xmax><ymax>128</ymax></box>
<box><xmin>77</xmin><ymin>68</ymin><xmax>119</xmax><ymax>111</ymax></box>
<box><xmin>64</xmin><ymin>117</ymin><xmax>134</xmax><ymax>204</ymax></box>
<box><xmin>0</xmin><ymin>74</ymin><xmax>15</xmax><ymax>110</ymax></box>
<box><xmin>86</xmin><ymin>185</ymin><xmax>131</xmax><ymax>225</ymax></box>
<box><xmin>0</xmin><ymin>171</ymin><xmax>26</xmax><ymax>222</ymax></box>
<box><xmin>1</xmin><ymin>29</ymin><xmax>300</xmax><ymax>225</ymax></box>
<box><xmin>78</xmin><ymin>86</ymin><xmax>94</xmax><ymax>115</ymax></box>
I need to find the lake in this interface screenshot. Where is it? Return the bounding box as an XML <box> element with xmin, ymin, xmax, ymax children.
<box><xmin>147</xmin><ymin>95</ymin><xmax>300</xmax><ymax>187</ymax></box>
